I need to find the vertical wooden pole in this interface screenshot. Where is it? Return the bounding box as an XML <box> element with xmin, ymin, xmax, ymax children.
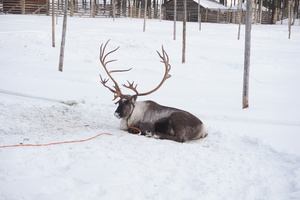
<box><xmin>91</xmin><ymin>0</ymin><xmax>95</xmax><ymax>17</ymax></box>
<box><xmin>258</xmin><ymin>0</ymin><xmax>262</xmax><ymax>23</ymax></box>
<box><xmin>143</xmin><ymin>0</ymin><xmax>147</xmax><ymax>32</ymax></box>
<box><xmin>56</xmin><ymin>0</ymin><xmax>59</xmax><ymax>24</ymax></box>
<box><xmin>46</xmin><ymin>0</ymin><xmax>50</xmax><ymax>15</ymax></box>
<box><xmin>242</xmin><ymin>0</ymin><xmax>252</xmax><ymax>109</ymax></box>
<box><xmin>159</xmin><ymin>0</ymin><xmax>162</xmax><ymax>21</ymax></box>
<box><xmin>198</xmin><ymin>0</ymin><xmax>201</xmax><ymax>31</ymax></box>
<box><xmin>21</xmin><ymin>0</ymin><xmax>25</xmax><ymax>14</ymax></box>
<box><xmin>182</xmin><ymin>0</ymin><xmax>187</xmax><ymax>63</ymax></box>
<box><xmin>288</xmin><ymin>0</ymin><xmax>292</xmax><ymax>39</ymax></box>
<box><xmin>237</xmin><ymin>0</ymin><xmax>242</xmax><ymax>40</ymax></box>
<box><xmin>58</xmin><ymin>0</ymin><xmax>68</xmax><ymax>72</ymax></box>
<box><xmin>52</xmin><ymin>0</ymin><xmax>55</xmax><ymax>47</ymax></box>
<box><xmin>130</xmin><ymin>2</ymin><xmax>133</xmax><ymax>18</ymax></box>
<box><xmin>173</xmin><ymin>0</ymin><xmax>177</xmax><ymax>40</ymax></box>
<box><xmin>70</xmin><ymin>0</ymin><xmax>74</xmax><ymax>17</ymax></box>
<box><xmin>254</xmin><ymin>0</ymin><xmax>257</xmax><ymax>23</ymax></box>
<box><xmin>112</xmin><ymin>0</ymin><xmax>116</xmax><ymax>21</ymax></box>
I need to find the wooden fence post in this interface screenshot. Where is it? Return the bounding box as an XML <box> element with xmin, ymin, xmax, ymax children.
<box><xmin>21</xmin><ymin>0</ymin><xmax>25</xmax><ymax>14</ymax></box>
<box><xmin>112</xmin><ymin>0</ymin><xmax>116</xmax><ymax>21</ymax></box>
<box><xmin>52</xmin><ymin>0</ymin><xmax>55</xmax><ymax>47</ymax></box>
<box><xmin>182</xmin><ymin>0</ymin><xmax>187</xmax><ymax>63</ymax></box>
<box><xmin>160</xmin><ymin>0</ymin><xmax>162</xmax><ymax>21</ymax></box>
<box><xmin>242</xmin><ymin>0</ymin><xmax>252</xmax><ymax>109</ymax></box>
<box><xmin>143</xmin><ymin>0</ymin><xmax>147</xmax><ymax>32</ymax></box>
<box><xmin>91</xmin><ymin>0</ymin><xmax>95</xmax><ymax>17</ymax></box>
<box><xmin>198</xmin><ymin>0</ymin><xmax>201</xmax><ymax>30</ymax></box>
<box><xmin>70</xmin><ymin>0</ymin><xmax>74</xmax><ymax>17</ymax></box>
<box><xmin>173</xmin><ymin>0</ymin><xmax>177</xmax><ymax>40</ymax></box>
<box><xmin>237</xmin><ymin>0</ymin><xmax>242</xmax><ymax>40</ymax></box>
<box><xmin>58</xmin><ymin>0</ymin><xmax>68</xmax><ymax>72</ymax></box>
<box><xmin>288</xmin><ymin>0</ymin><xmax>292</xmax><ymax>39</ymax></box>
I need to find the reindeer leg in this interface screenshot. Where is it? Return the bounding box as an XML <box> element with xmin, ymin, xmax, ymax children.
<box><xmin>145</xmin><ymin>131</ymin><xmax>186</xmax><ymax>142</ymax></box>
<box><xmin>129</xmin><ymin>122</ymin><xmax>155</xmax><ymax>135</ymax></box>
<box><xmin>145</xmin><ymin>113</ymin><xmax>201</xmax><ymax>142</ymax></box>
<box><xmin>143</xmin><ymin>116</ymin><xmax>187</xmax><ymax>142</ymax></box>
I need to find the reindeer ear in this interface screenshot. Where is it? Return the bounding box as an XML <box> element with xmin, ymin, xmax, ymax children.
<box><xmin>131</xmin><ymin>95</ymin><xmax>138</xmax><ymax>103</ymax></box>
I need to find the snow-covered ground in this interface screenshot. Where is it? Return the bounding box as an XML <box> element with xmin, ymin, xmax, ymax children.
<box><xmin>0</xmin><ymin>15</ymin><xmax>300</xmax><ymax>199</ymax></box>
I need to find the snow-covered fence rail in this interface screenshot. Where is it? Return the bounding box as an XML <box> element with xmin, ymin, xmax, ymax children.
<box><xmin>1</xmin><ymin>0</ymin><xmax>273</xmax><ymax>24</ymax></box>
<box><xmin>49</xmin><ymin>1</ymin><xmax>160</xmax><ymax>19</ymax></box>
<box><xmin>2</xmin><ymin>0</ymin><xmax>48</xmax><ymax>14</ymax></box>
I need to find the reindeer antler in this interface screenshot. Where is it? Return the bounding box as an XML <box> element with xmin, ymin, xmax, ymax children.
<box><xmin>99</xmin><ymin>41</ymin><xmax>171</xmax><ymax>103</ymax></box>
<box><xmin>123</xmin><ymin>46</ymin><xmax>171</xmax><ymax>96</ymax></box>
<box><xmin>99</xmin><ymin>40</ymin><xmax>131</xmax><ymax>103</ymax></box>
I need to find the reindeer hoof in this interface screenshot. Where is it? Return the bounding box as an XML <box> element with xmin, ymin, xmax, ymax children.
<box><xmin>145</xmin><ymin>131</ymin><xmax>159</xmax><ymax>139</ymax></box>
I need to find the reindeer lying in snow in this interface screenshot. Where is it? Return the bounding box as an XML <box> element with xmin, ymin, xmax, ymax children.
<box><xmin>99</xmin><ymin>40</ymin><xmax>207</xmax><ymax>142</ymax></box>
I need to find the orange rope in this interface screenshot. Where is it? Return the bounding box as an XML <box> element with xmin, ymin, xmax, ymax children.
<box><xmin>128</xmin><ymin>126</ymin><xmax>142</xmax><ymax>134</ymax></box>
<box><xmin>0</xmin><ymin>133</ymin><xmax>112</xmax><ymax>148</ymax></box>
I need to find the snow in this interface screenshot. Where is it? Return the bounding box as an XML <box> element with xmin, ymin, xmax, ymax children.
<box><xmin>1</xmin><ymin>14</ymin><xmax>300</xmax><ymax>199</ymax></box>
<box><xmin>193</xmin><ymin>0</ymin><xmax>229</xmax><ymax>10</ymax></box>
<box><xmin>231</xmin><ymin>2</ymin><xmax>268</xmax><ymax>11</ymax></box>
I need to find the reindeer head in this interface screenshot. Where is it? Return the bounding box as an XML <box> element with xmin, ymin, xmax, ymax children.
<box><xmin>99</xmin><ymin>40</ymin><xmax>171</xmax><ymax>119</ymax></box>
<box><xmin>114</xmin><ymin>95</ymin><xmax>137</xmax><ymax>119</ymax></box>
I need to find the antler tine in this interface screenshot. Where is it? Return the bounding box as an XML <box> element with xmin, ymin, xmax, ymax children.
<box><xmin>99</xmin><ymin>74</ymin><xmax>116</xmax><ymax>93</ymax></box>
<box><xmin>99</xmin><ymin>40</ymin><xmax>131</xmax><ymax>103</ymax></box>
<box><xmin>100</xmin><ymin>40</ymin><xmax>119</xmax><ymax>66</ymax></box>
<box><xmin>122</xmin><ymin>80</ymin><xmax>139</xmax><ymax>95</ymax></box>
<box><xmin>135</xmin><ymin>45</ymin><xmax>171</xmax><ymax>97</ymax></box>
<box><xmin>157</xmin><ymin>46</ymin><xmax>171</xmax><ymax>77</ymax></box>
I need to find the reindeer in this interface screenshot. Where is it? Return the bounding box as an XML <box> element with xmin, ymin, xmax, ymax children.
<box><xmin>99</xmin><ymin>40</ymin><xmax>207</xmax><ymax>142</ymax></box>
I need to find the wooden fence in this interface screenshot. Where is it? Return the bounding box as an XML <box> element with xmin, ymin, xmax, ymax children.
<box><xmin>0</xmin><ymin>0</ymin><xmax>273</xmax><ymax>24</ymax></box>
<box><xmin>2</xmin><ymin>0</ymin><xmax>48</xmax><ymax>14</ymax></box>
